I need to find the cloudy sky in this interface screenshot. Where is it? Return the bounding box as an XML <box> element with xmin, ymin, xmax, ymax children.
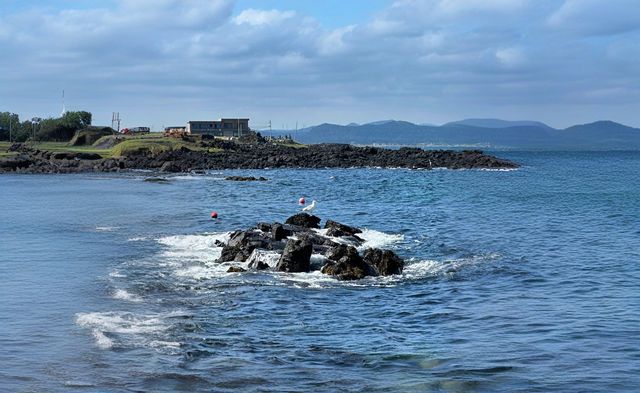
<box><xmin>1</xmin><ymin>0</ymin><xmax>639</xmax><ymax>129</ymax></box>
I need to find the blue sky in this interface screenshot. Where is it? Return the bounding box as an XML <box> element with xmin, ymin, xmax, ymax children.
<box><xmin>1</xmin><ymin>0</ymin><xmax>639</xmax><ymax>129</ymax></box>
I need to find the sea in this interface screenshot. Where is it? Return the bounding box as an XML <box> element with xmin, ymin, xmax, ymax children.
<box><xmin>1</xmin><ymin>151</ymin><xmax>639</xmax><ymax>392</ymax></box>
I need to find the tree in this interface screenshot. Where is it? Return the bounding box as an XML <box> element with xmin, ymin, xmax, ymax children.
<box><xmin>0</xmin><ymin>112</ymin><xmax>20</xmax><ymax>141</ymax></box>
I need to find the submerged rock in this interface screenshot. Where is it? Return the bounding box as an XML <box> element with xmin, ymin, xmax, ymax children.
<box><xmin>225</xmin><ymin>176</ymin><xmax>268</xmax><ymax>181</ymax></box>
<box><xmin>144</xmin><ymin>177</ymin><xmax>170</xmax><ymax>183</ymax></box>
<box><xmin>227</xmin><ymin>266</ymin><xmax>247</xmax><ymax>273</ymax></box>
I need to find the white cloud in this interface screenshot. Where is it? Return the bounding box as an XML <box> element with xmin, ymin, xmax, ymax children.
<box><xmin>234</xmin><ymin>9</ymin><xmax>296</xmax><ymax>26</ymax></box>
<box><xmin>548</xmin><ymin>0</ymin><xmax>640</xmax><ymax>36</ymax></box>
<box><xmin>496</xmin><ymin>47</ymin><xmax>525</xmax><ymax>68</ymax></box>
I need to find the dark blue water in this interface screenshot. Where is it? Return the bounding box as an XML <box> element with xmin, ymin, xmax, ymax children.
<box><xmin>1</xmin><ymin>152</ymin><xmax>639</xmax><ymax>392</ymax></box>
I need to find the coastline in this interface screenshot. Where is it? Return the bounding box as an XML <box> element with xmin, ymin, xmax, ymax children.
<box><xmin>0</xmin><ymin>139</ymin><xmax>518</xmax><ymax>174</ymax></box>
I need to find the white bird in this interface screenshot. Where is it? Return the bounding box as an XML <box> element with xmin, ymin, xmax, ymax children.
<box><xmin>302</xmin><ymin>199</ymin><xmax>317</xmax><ymax>213</ymax></box>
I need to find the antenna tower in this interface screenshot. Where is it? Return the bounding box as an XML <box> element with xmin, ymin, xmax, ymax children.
<box><xmin>111</xmin><ymin>112</ymin><xmax>121</xmax><ymax>132</ymax></box>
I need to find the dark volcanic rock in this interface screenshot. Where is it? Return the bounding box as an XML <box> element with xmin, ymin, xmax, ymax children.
<box><xmin>0</xmin><ymin>140</ymin><xmax>518</xmax><ymax>174</ymax></box>
<box><xmin>144</xmin><ymin>177</ymin><xmax>170</xmax><ymax>183</ymax></box>
<box><xmin>325</xmin><ymin>219</ymin><xmax>362</xmax><ymax>237</ymax></box>
<box><xmin>285</xmin><ymin>213</ymin><xmax>321</xmax><ymax>229</ymax></box>
<box><xmin>272</xmin><ymin>223</ymin><xmax>287</xmax><ymax>241</ymax></box>
<box><xmin>363</xmin><ymin>248</ymin><xmax>405</xmax><ymax>276</ymax></box>
<box><xmin>276</xmin><ymin>238</ymin><xmax>313</xmax><ymax>273</ymax></box>
<box><xmin>219</xmin><ymin>230</ymin><xmax>275</xmax><ymax>262</ymax></box>
<box><xmin>321</xmin><ymin>245</ymin><xmax>377</xmax><ymax>281</ymax></box>
<box><xmin>227</xmin><ymin>266</ymin><xmax>246</xmax><ymax>273</ymax></box>
<box><xmin>225</xmin><ymin>176</ymin><xmax>268</xmax><ymax>181</ymax></box>
<box><xmin>249</xmin><ymin>260</ymin><xmax>270</xmax><ymax>270</ymax></box>
<box><xmin>0</xmin><ymin>155</ymin><xmax>32</xmax><ymax>170</ymax></box>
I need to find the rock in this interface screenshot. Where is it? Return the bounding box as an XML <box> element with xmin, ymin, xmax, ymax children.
<box><xmin>324</xmin><ymin>220</ymin><xmax>362</xmax><ymax>237</ymax></box>
<box><xmin>276</xmin><ymin>238</ymin><xmax>313</xmax><ymax>273</ymax></box>
<box><xmin>325</xmin><ymin>244</ymin><xmax>350</xmax><ymax>261</ymax></box>
<box><xmin>250</xmin><ymin>260</ymin><xmax>270</xmax><ymax>270</ymax></box>
<box><xmin>363</xmin><ymin>248</ymin><xmax>405</xmax><ymax>276</ymax></box>
<box><xmin>160</xmin><ymin>161</ymin><xmax>182</xmax><ymax>173</ymax></box>
<box><xmin>225</xmin><ymin>176</ymin><xmax>268</xmax><ymax>181</ymax></box>
<box><xmin>0</xmin><ymin>156</ymin><xmax>32</xmax><ymax>170</ymax></box>
<box><xmin>219</xmin><ymin>230</ymin><xmax>275</xmax><ymax>262</ymax></box>
<box><xmin>227</xmin><ymin>266</ymin><xmax>246</xmax><ymax>273</ymax></box>
<box><xmin>256</xmin><ymin>222</ymin><xmax>272</xmax><ymax>232</ymax></box>
<box><xmin>76</xmin><ymin>152</ymin><xmax>102</xmax><ymax>160</ymax></box>
<box><xmin>320</xmin><ymin>245</ymin><xmax>377</xmax><ymax>280</ymax></box>
<box><xmin>144</xmin><ymin>177</ymin><xmax>170</xmax><ymax>183</ymax></box>
<box><xmin>285</xmin><ymin>213</ymin><xmax>321</xmax><ymax>229</ymax></box>
<box><xmin>272</xmin><ymin>223</ymin><xmax>286</xmax><ymax>241</ymax></box>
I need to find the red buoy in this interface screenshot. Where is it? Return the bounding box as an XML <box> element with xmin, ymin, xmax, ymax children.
<box><xmin>210</xmin><ymin>211</ymin><xmax>218</xmax><ymax>219</ymax></box>
<box><xmin>299</xmin><ymin>197</ymin><xmax>306</xmax><ymax>205</ymax></box>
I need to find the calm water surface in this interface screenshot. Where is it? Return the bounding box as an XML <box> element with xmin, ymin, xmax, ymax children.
<box><xmin>1</xmin><ymin>151</ymin><xmax>639</xmax><ymax>392</ymax></box>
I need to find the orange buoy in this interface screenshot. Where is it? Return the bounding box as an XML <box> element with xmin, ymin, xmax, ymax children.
<box><xmin>210</xmin><ymin>211</ymin><xmax>218</xmax><ymax>219</ymax></box>
<box><xmin>299</xmin><ymin>197</ymin><xmax>306</xmax><ymax>205</ymax></box>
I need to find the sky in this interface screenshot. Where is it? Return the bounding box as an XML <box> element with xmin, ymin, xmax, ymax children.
<box><xmin>0</xmin><ymin>0</ymin><xmax>639</xmax><ymax>129</ymax></box>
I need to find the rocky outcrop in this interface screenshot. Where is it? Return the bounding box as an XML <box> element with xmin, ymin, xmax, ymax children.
<box><xmin>0</xmin><ymin>141</ymin><xmax>518</xmax><ymax>174</ymax></box>
<box><xmin>213</xmin><ymin>213</ymin><xmax>405</xmax><ymax>281</ymax></box>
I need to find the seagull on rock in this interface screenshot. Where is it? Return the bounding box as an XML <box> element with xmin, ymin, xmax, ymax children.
<box><xmin>302</xmin><ymin>199</ymin><xmax>317</xmax><ymax>213</ymax></box>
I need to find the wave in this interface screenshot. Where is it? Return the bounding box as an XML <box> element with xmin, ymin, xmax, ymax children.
<box><xmin>112</xmin><ymin>289</ymin><xmax>143</xmax><ymax>302</ymax></box>
<box><xmin>75</xmin><ymin>311</ymin><xmax>182</xmax><ymax>351</ymax></box>
<box><xmin>157</xmin><ymin>232</ymin><xmax>231</xmax><ymax>263</ymax></box>
<box><xmin>95</xmin><ymin>226</ymin><xmax>120</xmax><ymax>232</ymax></box>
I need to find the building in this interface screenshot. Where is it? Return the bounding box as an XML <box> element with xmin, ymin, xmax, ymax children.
<box><xmin>187</xmin><ymin>118</ymin><xmax>250</xmax><ymax>138</ymax></box>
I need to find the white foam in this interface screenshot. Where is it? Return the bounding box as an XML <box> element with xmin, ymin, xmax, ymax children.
<box><xmin>76</xmin><ymin>311</ymin><xmax>180</xmax><ymax>350</ymax></box>
<box><xmin>314</xmin><ymin>227</ymin><xmax>404</xmax><ymax>251</ymax></box>
<box><xmin>113</xmin><ymin>289</ymin><xmax>143</xmax><ymax>302</ymax></box>
<box><xmin>479</xmin><ymin>167</ymin><xmax>518</xmax><ymax>172</ymax></box>
<box><xmin>95</xmin><ymin>226</ymin><xmax>120</xmax><ymax>232</ymax></box>
<box><xmin>358</xmin><ymin>228</ymin><xmax>405</xmax><ymax>250</ymax></box>
<box><xmin>91</xmin><ymin>329</ymin><xmax>114</xmax><ymax>349</ymax></box>
<box><xmin>247</xmin><ymin>249</ymin><xmax>281</xmax><ymax>269</ymax></box>
<box><xmin>158</xmin><ymin>232</ymin><xmax>230</xmax><ymax>263</ymax></box>
<box><xmin>127</xmin><ymin>236</ymin><xmax>148</xmax><ymax>242</ymax></box>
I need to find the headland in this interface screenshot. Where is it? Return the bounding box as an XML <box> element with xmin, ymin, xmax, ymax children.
<box><xmin>0</xmin><ymin>132</ymin><xmax>517</xmax><ymax>174</ymax></box>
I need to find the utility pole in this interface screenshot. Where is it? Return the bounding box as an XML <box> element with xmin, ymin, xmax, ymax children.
<box><xmin>9</xmin><ymin>116</ymin><xmax>12</xmax><ymax>143</ymax></box>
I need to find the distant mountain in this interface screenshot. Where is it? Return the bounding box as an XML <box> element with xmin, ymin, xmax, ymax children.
<box><xmin>295</xmin><ymin>119</ymin><xmax>640</xmax><ymax>150</ymax></box>
<box><xmin>363</xmin><ymin>120</ymin><xmax>397</xmax><ymax>126</ymax></box>
<box><xmin>444</xmin><ymin>118</ymin><xmax>553</xmax><ymax>130</ymax></box>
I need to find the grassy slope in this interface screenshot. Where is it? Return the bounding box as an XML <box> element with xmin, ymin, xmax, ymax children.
<box><xmin>1</xmin><ymin>134</ymin><xmax>304</xmax><ymax>161</ymax></box>
<box><xmin>0</xmin><ymin>134</ymin><xmax>206</xmax><ymax>159</ymax></box>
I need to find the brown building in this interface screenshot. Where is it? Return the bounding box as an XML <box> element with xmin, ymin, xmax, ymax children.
<box><xmin>187</xmin><ymin>118</ymin><xmax>250</xmax><ymax>137</ymax></box>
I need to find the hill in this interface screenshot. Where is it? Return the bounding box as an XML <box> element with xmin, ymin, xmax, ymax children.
<box><xmin>294</xmin><ymin>120</ymin><xmax>640</xmax><ymax>150</ymax></box>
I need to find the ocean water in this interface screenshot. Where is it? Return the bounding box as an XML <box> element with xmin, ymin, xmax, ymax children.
<box><xmin>1</xmin><ymin>151</ymin><xmax>639</xmax><ymax>392</ymax></box>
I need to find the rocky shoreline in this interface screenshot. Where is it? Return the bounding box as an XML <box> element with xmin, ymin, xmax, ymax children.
<box><xmin>0</xmin><ymin>140</ymin><xmax>518</xmax><ymax>174</ymax></box>
<box><xmin>219</xmin><ymin>213</ymin><xmax>404</xmax><ymax>281</ymax></box>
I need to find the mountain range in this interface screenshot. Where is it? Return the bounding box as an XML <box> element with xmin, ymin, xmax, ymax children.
<box><xmin>286</xmin><ymin>119</ymin><xmax>640</xmax><ymax>150</ymax></box>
